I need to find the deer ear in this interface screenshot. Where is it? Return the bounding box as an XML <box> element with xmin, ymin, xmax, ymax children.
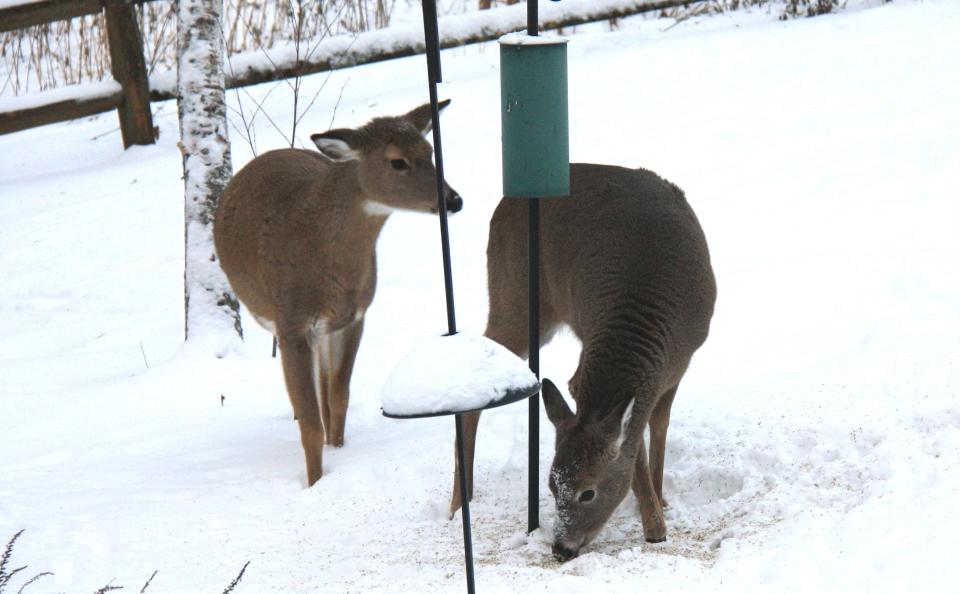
<box><xmin>601</xmin><ymin>398</ymin><xmax>637</xmax><ymax>456</ymax></box>
<box><xmin>405</xmin><ymin>99</ymin><xmax>451</xmax><ymax>136</ymax></box>
<box><xmin>542</xmin><ymin>378</ymin><xmax>574</xmax><ymax>427</ymax></box>
<box><xmin>311</xmin><ymin>130</ymin><xmax>361</xmax><ymax>161</ymax></box>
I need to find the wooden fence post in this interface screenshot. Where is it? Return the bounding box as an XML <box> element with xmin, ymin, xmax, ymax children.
<box><xmin>104</xmin><ymin>0</ymin><xmax>155</xmax><ymax>147</ymax></box>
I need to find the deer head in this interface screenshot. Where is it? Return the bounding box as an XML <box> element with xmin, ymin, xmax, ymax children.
<box><xmin>543</xmin><ymin>378</ymin><xmax>640</xmax><ymax>561</ymax></box>
<box><xmin>310</xmin><ymin>100</ymin><xmax>462</xmax><ymax>216</ymax></box>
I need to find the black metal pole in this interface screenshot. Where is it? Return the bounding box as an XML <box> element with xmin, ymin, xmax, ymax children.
<box><xmin>422</xmin><ymin>0</ymin><xmax>442</xmax><ymax>83</ymax></box>
<box><xmin>422</xmin><ymin>0</ymin><xmax>456</xmax><ymax>336</ymax></box>
<box><xmin>526</xmin><ymin>0</ymin><xmax>541</xmax><ymax>536</ymax></box>
<box><xmin>427</xmin><ymin>84</ymin><xmax>457</xmax><ymax>335</ymax></box>
<box><xmin>422</xmin><ymin>3</ymin><xmax>473</xmax><ymax>592</ymax></box>
<box><xmin>455</xmin><ymin>413</ymin><xmax>476</xmax><ymax>594</ymax></box>
<box><xmin>527</xmin><ymin>201</ymin><xmax>540</xmax><ymax>535</ymax></box>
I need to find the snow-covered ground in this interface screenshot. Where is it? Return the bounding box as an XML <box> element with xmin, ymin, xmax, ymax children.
<box><xmin>2</xmin><ymin>1</ymin><xmax>959</xmax><ymax>592</ymax></box>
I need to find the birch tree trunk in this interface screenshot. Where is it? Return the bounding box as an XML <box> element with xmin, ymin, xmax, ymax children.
<box><xmin>177</xmin><ymin>0</ymin><xmax>242</xmax><ymax>346</ymax></box>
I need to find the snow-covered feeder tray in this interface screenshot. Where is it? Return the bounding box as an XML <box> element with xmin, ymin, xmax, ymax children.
<box><xmin>381</xmin><ymin>332</ymin><xmax>539</xmax><ymax>419</ymax></box>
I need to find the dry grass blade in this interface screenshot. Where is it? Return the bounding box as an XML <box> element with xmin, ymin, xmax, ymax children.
<box><xmin>138</xmin><ymin>570</ymin><xmax>158</xmax><ymax>593</ymax></box>
<box><xmin>222</xmin><ymin>561</ymin><xmax>250</xmax><ymax>594</ymax></box>
<box><xmin>92</xmin><ymin>580</ymin><xmax>123</xmax><ymax>594</ymax></box>
<box><xmin>326</xmin><ymin>76</ymin><xmax>350</xmax><ymax>130</ymax></box>
<box><xmin>16</xmin><ymin>572</ymin><xmax>53</xmax><ymax>594</ymax></box>
<box><xmin>0</xmin><ymin>530</ymin><xmax>27</xmax><ymax>593</ymax></box>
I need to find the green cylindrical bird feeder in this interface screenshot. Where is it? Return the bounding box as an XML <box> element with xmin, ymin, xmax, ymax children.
<box><xmin>499</xmin><ymin>28</ymin><xmax>570</xmax><ymax>536</ymax></box>
<box><xmin>500</xmin><ymin>34</ymin><xmax>570</xmax><ymax>199</ymax></box>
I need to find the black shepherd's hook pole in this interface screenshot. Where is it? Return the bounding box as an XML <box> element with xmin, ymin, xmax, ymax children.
<box><xmin>421</xmin><ymin>2</ymin><xmax>473</xmax><ymax>594</ymax></box>
<box><xmin>526</xmin><ymin>0</ymin><xmax>541</xmax><ymax>536</ymax></box>
<box><xmin>422</xmin><ymin>0</ymin><xmax>457</xmax><ymax>336</ymax></box>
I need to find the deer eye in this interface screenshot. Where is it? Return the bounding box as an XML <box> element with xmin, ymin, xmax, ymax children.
<box><xmin>578</xmin><ymin>489</ymin><xmax>596</xmax><ymax>504</ymax></box>
<box><xmin>390</xmin><ymin>158</ymin><xmax>409</xmax><ymax>171</ymax></box>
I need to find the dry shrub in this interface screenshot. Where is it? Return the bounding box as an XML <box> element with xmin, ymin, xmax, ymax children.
<box><xmin>1</xmin><ymin>0</ymin><xmax>849</xmax><ymax>96</ymax></box>
<box><xmin>1</xmin><ymin>0</ymin><xmax>395</xmax><ymax>95</ymax></box>
<box><xmin>780</xmin><ymin>0</ymin><xmax>842</xmax><ymax>18</ymax></box>
<box><xmin>663</xmin><ymin>0</ymin><xmax>843</xmax><ymax>23</ymax></box>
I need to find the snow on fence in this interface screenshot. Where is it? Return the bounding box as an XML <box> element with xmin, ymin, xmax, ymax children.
<box><xmin>0</xmin><ymin>0</ymin><xmax>705</xmax><ymax>146</ymax></box>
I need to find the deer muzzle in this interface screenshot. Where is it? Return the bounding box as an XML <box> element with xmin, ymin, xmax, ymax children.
<box><xmin>551</xmin><ymin>539</ymin><xmax>580</xmax><ymax>562</ymax></box>
<box><xmin>445</xmin><ymin>185</ymin><xmax>463</xmax><ymax>214</ymax></box>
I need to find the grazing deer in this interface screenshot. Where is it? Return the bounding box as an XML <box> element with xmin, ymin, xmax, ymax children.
<box><xmin>450</xmin><ymin>163</ymin><xmax>715</xmax><ymax>560</ymax></box>
<box><xmin>214</xmin><ymin>101</ymin><xmax>462</xmax><ymax>486</ymax></box>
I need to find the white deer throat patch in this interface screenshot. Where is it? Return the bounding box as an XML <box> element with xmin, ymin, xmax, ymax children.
<box><xmin>363</xmin><ymin>200</ymin><xmax>395</xmax><ymax>217</ymax></box>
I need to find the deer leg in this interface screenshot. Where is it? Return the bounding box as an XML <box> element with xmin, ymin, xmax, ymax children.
<box><xmin>449</xmin><ymin>410</ymin><xmax>482</xmax><ymax>516</ymax></box>
<box><xmin>316</xmin><ymin>333</ymin><xmax>332</xmax><ymax>441</ymax></box>
<box><xmin>448</xmin><ymin>303</ymin><xmax>544</xmax><ymax>515</ymax></box>
<box><xmin>278</xmin><ymin>332</ymin><xmax>324</xmax><ymax>486</ymax></box>
<box><xmin>632</xmin><ymin>429</ymin><xmax>667</xmax><ymax>543</ymax></box>
<box><xmin>648</xmin><ymin>384</ymin><xmax>678</xmax><ymax>509</ymax></box>
<box><xmin>325</xmin><ymin>317</ymin><xmax>364</xmax><ymax>447</ymax></box>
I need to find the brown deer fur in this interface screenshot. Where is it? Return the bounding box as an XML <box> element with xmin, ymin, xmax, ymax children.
<box><xmin>214</xmin><ymin>101</ymin><xmax>461</xmax><ymax>486</ymax></box>
<box><xmin>450</xmin><ymin>163</ymin><xmax>715</xmax><ymax>560</ymax></box>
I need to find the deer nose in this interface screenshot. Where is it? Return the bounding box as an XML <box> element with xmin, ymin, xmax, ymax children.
<box><xmin>551</xmin><ymin>541</ymin><xmax>579</xmax><ymax>562</ymax></box>
<box><xmin>445</xmin><ymin>188</ymin><xmax>463</xmax><ymax>214</ymax></box>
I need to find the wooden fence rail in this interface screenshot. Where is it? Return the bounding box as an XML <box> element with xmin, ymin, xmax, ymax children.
<box><xmin>0</xmin><ymin>0</ymin><xmax>703</xmax><ymax>146</ymax></box>
<box><xmin>0</xmin><ymin>0</ymin><xmax>153</xmax><ymax>33</ymax></box>
<box><xmin>0</xmin><ymin>0</ymin><xmax>157</xmax><ymax>146</ymax></box>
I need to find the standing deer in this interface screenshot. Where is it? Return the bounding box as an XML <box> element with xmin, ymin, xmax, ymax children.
<box><xmin>450</xmin><ymin>163</ymin><xmax>715</xmax><ymax>560</ymax></box>
<box><xmin>214</xmin><ymin>101</ymin><xmax>462</xmax><ymax>486</ymax></box>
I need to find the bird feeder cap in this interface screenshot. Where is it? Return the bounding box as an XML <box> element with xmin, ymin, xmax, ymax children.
<box><xmin>498</xmin><ymin>32</ymin><xmax>568</xmax><ymax>47</ymax></box>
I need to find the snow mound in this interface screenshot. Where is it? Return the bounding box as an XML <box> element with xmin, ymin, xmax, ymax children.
<box><xmin>381</xmin><ymin>332</ymin><xmax>538</xmax><ymax>417</ymax></box>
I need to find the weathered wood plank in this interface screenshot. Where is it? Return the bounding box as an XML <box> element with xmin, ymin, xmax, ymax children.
<box><xmin>0</xmin><ymin>90</ymin><xmax>123</xmax><ymax>134</ymax></box>
<box><xmin>104</xmin><ymin>0</ymin><xmax>155</xmax><ymax>146</ymax></box>
<box><xmin>0</xmin><ymin>0</ymin><xmax>155</xmax><ymax>33</ymax></box>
